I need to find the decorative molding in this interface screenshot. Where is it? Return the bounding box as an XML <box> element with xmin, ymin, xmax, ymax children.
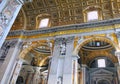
<box><xmin>0</xmin><ymin>40</ymin><xmax>17</xmax><ymax>59</ymax></box>
<box><xmin>0</xmin><ymin>0</ymin><xmax>22</xmax><ymax>38</ymax></box>
<box><xmin>66</xmin><ymin>36</ymin><xmax>74</xmax><ymax>44</ymax></box>
<box><xmin>54</xmin><ymin>38</ymin><xmax>64</xmax><ymax>45</ymax></box>
<box><xmin>16</xmin><ymin>0</ymin><xmax>33</xmax><ymax>4</ymax></box>
<box><xmin>8</xmin><ymin>18</ymin><xmax>120</xmax><ymax>37</ymax></box>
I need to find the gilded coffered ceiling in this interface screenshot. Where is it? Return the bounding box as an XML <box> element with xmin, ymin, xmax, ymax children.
<box><xmin>11</xmin><ymin>0</ymin><xmax>120</xmax><ymax>30</ymax></box>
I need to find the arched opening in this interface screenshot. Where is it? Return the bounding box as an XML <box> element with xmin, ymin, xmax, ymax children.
<box><xmin>97</xmin><ymin>79</ymin><xmax>110</xmax><ymax>84</ymax></box>
<box><xmin>75</xmin><ymin>37</ymin><xmax>119</xmax><ymax>84</ymax></box>
<box><xmin>17</xmin><ymin>56</ymin><xmax>51</xmax><ymax>84</ymax></box>
<box><xmin>89</xmin><ymin>57</ymin><xmax>115</xmax><ymax>68</ymax></box>
<box><xmin>16</xmin><ymin>41</ymin><xmax>53</xmax><ymax>84</ymax></box>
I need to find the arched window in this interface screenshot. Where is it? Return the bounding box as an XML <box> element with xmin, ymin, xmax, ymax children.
<box><xmin>89</xmin><ymin>57</ymin><xmax>115</xmax><ymax>68</ymax></box>
<box><xmin>83</xmin><ymin>6</ymin><xmax>102</xmax><ymax>22</ymax></box>
<box><xmin>36</xmin><ymin>14</ymin><xmax>51</xmax><ymax>29</ymax></box>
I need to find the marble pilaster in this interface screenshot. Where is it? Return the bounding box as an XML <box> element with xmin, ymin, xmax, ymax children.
<box><xmin>62</xmin><ymin>36</ymin><xmax>75</xmax><ymax>84</ymax></box>
<box><xmin>48</xmin><ymin>38</ymin><xmax>63</xmax><ymax>84</ymax></box>
<box><xmin>81</xmin><ymin>64</ymin><xmax>87</xmax><ymax>84</ymax></box>
<box><xmin>10</xmin><ymin>59</ymin><xmax>23</xmax><ymax>84</ymax></box>
<box><xmin>0</xmin><ymin>0</ymin><xmax>33</xmax><ymax>48</ymax></box>
<box><xmin>115</xmin><ymin>51</ymin><xmax>120</xmax><ymax>83</ymax></box>
<box><xmin>72</xmin><ymin>55</ymin><xmax>79</xmax><ymax>84</ymax></box>
<box><xmin>0</xmin><ymin>39</ymin><xmax>23</xmax><ymax>84</ymax></box>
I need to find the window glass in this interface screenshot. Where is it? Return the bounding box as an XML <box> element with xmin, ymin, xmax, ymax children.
<box><xmin>98</xmin><ymin>59</ymin><xmax>106</xmax><ymax>67</ymax></box>
<box><xmin>39</xmin><ymin>18</ymin><xmax>49</xmax><ymax>28</ymax></box>
<box><xmin>96</xmin><ymin>42</ymin><xmax>100</xmax><ymax>46</ymax></box>
<box><xmin>87</xmin><ymin>11</ymin><xmax>98</xmax><ymax>21</ymax></box>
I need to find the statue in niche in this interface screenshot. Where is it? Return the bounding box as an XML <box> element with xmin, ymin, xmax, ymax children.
<box><xmin>31</xmin><ymin>57</ymin><xmax>37</xmax><ymax>66</ymax></box>
<box><xmin>16</xmin><ymin>76</ymin><xmax>24</xmax><ymax>84</ymax></box>
<box><xmin>60</xmin><ymin>38</ymin><xmax>66</xmax><ymax>55</ymax></box>
<box><xmin>57</xmin><ymin>76</ymin><xmax>62</xmax><ymax>84</ymax></box>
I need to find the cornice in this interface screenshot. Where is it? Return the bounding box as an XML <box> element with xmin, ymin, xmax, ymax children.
<box><xmin>8</xmin><ymin>18</ymin><xmax>120</xmax><ymax>39</ymax></box>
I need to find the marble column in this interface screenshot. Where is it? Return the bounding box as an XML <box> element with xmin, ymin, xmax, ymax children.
<box><xmin>115</xmin><ymin>51</ymin><xmax>120</xmax><ymax>83</ymax></box>
<box><xmin>72</xmin><ymin>55</ymin><xmax>79</xmax><ymax>84</ymax></box>
<box><xmin>115</xmin><ymin>51</ymin><xmax>120</xmax><ymax>65</ymax></box>
<box><xmin>32</xmin><ymin>67</ymin><xmax>41</xmax><ymax>84</ymax></box>
<box><xmin>0</xmin><ymin>39</ymin><xmax>23</xmax><ymax>84</ymax></box>
<box><xmin>25</xmin><ymin>73</ymin><xmax>34</xmax><ymax>84</ymax></box>
<box><xmin>81</xmin><ymin>64</ymin><xmax>87</xmax><ymax>84</ymax></box>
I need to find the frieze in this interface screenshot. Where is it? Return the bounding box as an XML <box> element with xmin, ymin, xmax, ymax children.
<box><xmin>8</xmin><ymin>18</ymin><xmax>120</xmax><ymax>37</ymax></box>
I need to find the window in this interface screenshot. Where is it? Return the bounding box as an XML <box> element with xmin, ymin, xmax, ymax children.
<box><xmin>96</xmin><ymin>42</ymin><xmax>100</xmax><ymax>46</ymax></box>
<box><xmin>98</xmin><ymin>59</ymin><xmax>106</xmax><ymax>67</ymax></box>
<box><xmin>39</xmin><ymin>18</ymin><xmax>49</xmax><ymax>28</ymax></box>
<box><xmin>87</xmin><ymin>11</ymin><xmax>98</xmax><ymax>21</ymax></box>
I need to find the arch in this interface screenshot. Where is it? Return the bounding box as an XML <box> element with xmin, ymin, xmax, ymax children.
<box><xmin>19</xmin><ymin>41</ymin><xmax>52</xmax><ymax>61</ymax></box>
<box><xmin>89</xmin><ymin>55</ymin><xmax>116</xmax><ymax>68</ymax></box>
<box><xmin>73</xmin><ymin>36</ymin><xmax>118</xmax><ymax>56</ymax></box>
<box><xmin>87</xmin><ymin>51</ymin><xmax>118</xmax><ymax>65</ymax></box>
<box><xmin>39</xmin><ymin>56</ymin><xmax>51</xmax><ymax>66</ymax></box>
<box><xmin>83</xmin><ymin>5</ymin><xmax>102</xmax><ymax>12</ymax></box>
<box><xmin>97</xmin><ymin>79</ymin><xmax>111</xmax><ymax>84</ymax></box>
<box><xmin>73</xmin><ymin>36</ymin><xmax>119</xmax><ymax>66</ymax></box>
<box><xmin>21</xmin><ymin>8</ymin><xmax>27</xmax><ymax>30</ymax></box>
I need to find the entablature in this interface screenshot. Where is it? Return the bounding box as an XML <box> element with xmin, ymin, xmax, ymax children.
<box><xmin>7</xmin><ymin>18</ymin><xmax>120</xmax><ymax>39</ymax></box>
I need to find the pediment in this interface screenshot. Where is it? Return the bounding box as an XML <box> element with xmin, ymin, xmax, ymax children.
<box><xmin>91</xmin><ymin>69</ymin><xmax>113</xmax><ymax>75</ymax></box>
